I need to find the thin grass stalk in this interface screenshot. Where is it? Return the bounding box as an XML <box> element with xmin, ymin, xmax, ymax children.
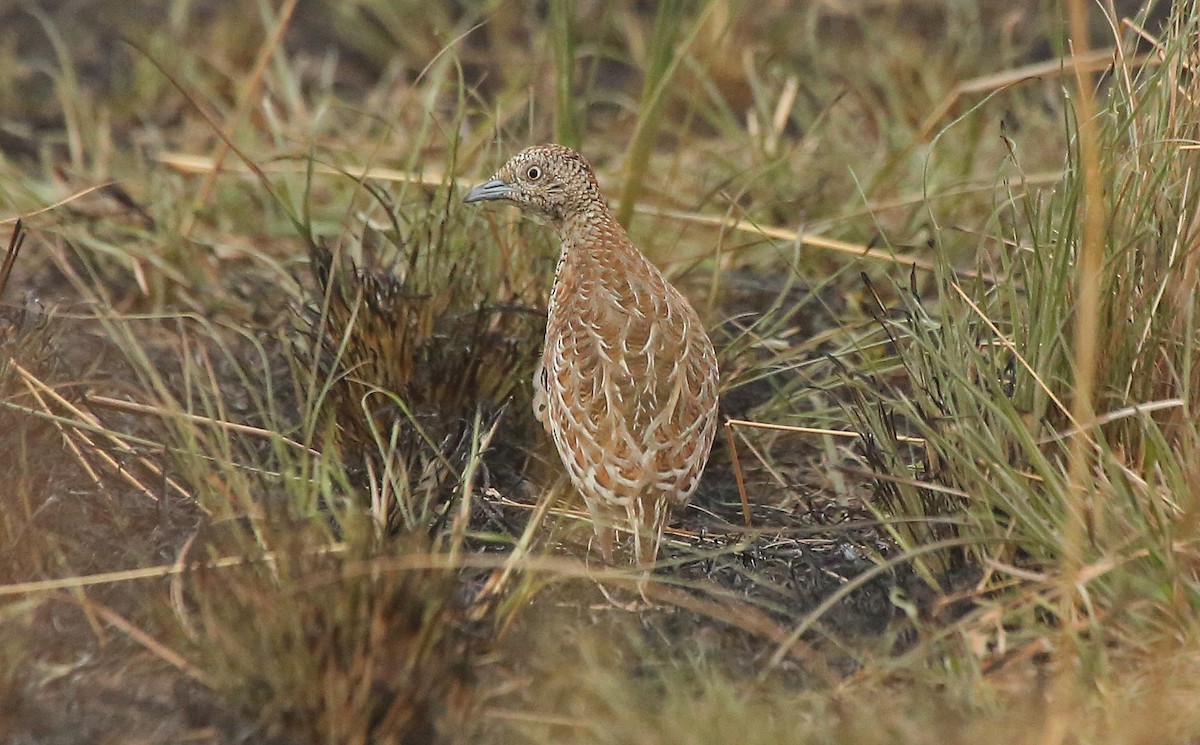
<box><xmin>0</xmin><ymin>220</ymin><xmax>24</xmax><ymax>300</ymax></box>
<box><xmin>615</xmin><ymin>0</ymin><xmax>714</xmax><ymax>227</ymax></box>
<box><xmin>178</xmin><ymin>0</ymin><xmax>298</xmax><ymax>241</ymax></box>
<box><xmin>1039</xmin><ymin>1</ymin><xmax>1109</xmax><ymax>742</ymax></box>
<box><xmin>550</xmin><ymin>0</ymin><xmax>582</xmax><ymax>150</ymax></box>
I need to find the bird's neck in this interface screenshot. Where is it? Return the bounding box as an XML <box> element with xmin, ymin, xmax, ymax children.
<box><xmin>549</xmin><ymin>203</ymin><xmax>649</xmax><ymax>315</ymax></box>
<box><xmin>556</xmin><ymin>202</ymin><xmax>637</xmax><ymax>262</ymax></box>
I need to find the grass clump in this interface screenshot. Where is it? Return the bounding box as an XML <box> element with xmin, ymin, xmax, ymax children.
<box><xmin>303</xmin><ymin>189</ymin><xmax>547</xmax><ymax>534</ymax></box>
<box><xmin>837</xmin><ymin>0</ymin><xmax>1200</xmax><ymax>670</ymax></box>
<box><xmin>181</xmin><ymin>531</ymin><xmax>482</xmax><ymax>745</ymax></box>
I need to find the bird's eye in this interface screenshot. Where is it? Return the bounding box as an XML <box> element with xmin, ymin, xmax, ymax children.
<box><xmin>526</xmin><ymin>165</ymin><xmax>542</xmax><ymax>181</ymax></box>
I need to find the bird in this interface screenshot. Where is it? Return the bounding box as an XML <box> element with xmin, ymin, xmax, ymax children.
<box><xmin>464</xmin><ymin>144</ymin><xmax>720</xmax><ymax>565</ymax></box>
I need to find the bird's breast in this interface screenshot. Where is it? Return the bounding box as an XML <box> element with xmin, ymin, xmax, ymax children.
<box><xmin>542</xmin><ymin>248</ymin><xmax>718</xmax><ymax>488</ymax></box>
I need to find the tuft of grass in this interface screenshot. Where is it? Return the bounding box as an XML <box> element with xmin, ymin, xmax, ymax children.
<box><xmin>180</xmin><ymin>530</ymin><xmax>483</xmax><ymax>745</ymax></box>
<box><xmin>836</xmin><ymin>0</ymin><xmax>1200</xmax><ymax>669</ymax></box>
<box><xmin>302</xmin><ymin>190</ymin><xmax>548</xmax><ymax>533</ymax></box>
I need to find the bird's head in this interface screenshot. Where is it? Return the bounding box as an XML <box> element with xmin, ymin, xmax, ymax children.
<box><xmin>463</xmin><ymin>144</ymin><xmax>603</xmax><ymax>226</ymax></box>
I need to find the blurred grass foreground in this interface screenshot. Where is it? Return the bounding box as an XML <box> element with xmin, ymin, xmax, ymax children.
<box><xmin>1</xmin><ymin>1</ymin><xmax>1199</xmax><ymax>743</ymax></box>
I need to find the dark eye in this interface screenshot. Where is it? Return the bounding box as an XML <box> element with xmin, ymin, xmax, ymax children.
<box><xmin>526</xmin><ymin>165</ymin><xmax>542</xmax><ymax>181</ymax></box>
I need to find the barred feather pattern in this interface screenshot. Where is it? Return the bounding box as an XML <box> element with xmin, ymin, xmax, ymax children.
<box><xmin>467</xmin><ymin>145</ymin><xmax>720</xmax><ymax>564</ymax></box>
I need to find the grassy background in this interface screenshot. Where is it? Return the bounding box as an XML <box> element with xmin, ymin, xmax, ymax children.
<box><xmin>1</xmin><ymin>0</ymin><xmax>1198</xmax><ymax>743</ymax></box>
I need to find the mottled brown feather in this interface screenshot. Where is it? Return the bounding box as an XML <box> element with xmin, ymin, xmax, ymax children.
<box><xmin>465</xmin><ymin>144</ymin><xmax>720</xmax><ymax>564</ymax></box>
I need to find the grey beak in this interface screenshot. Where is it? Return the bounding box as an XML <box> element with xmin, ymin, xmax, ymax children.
<box><xmin>463</xmin><ymin>178</ymin><xmax>516</xmax><ymax>204</ymax></box>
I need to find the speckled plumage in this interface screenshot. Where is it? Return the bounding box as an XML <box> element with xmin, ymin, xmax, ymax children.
<box><xmin>465</xmin><ymin>144</ymin><xmax>719</xmax><ymax>564</ymax></box>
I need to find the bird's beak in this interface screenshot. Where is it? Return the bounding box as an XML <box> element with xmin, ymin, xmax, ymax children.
<box><xmin>463</xmin><ymin>178</ymin><xmax>516</xmax><ymax>204</ymax></box>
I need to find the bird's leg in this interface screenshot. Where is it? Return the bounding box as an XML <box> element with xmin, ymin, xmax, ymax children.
<box><xmin>635</xmin><ymin>530</ymin><xmax>657</xmax><ymax>567</ymax></box>
<box><xmin>628</xmin><ymin>496</ymin><xmax>670</xmax><ymax>566</ymax></box>
<box><xmin>595</xmin><ymin>523</ymin><xmax>616</xmax><ymax>563</ymax></box>
<box><xmin>586</xmin><ymin>503</ymin><xmax>616</xmax><ymax>562</ymax></box>
<box><xmin>625</xmin><ymin>500</ymin><xmax>653</xmax><ymax>567</ymax></box>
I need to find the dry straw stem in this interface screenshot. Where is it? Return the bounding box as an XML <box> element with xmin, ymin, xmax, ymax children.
<box><xmin>0</xmin><ymin>220</ymin><xmax>24</xmax><ymax>299</ymax></box>
<box><xmin>726</xmin><ymin>424</ymin><xmax>790</xmax><ymax>494</ymax></box>
<box><xmin>71</xmin><ymin>594</ymin><xmax>216</xmax><ymax>688</ymax></box>
<box><xmin>0</xmin><ymin>549</ymin><xmax>811</xmax><ymax>663</ymax></box>
<box><xmin>0</xmin><ymin>546</ymin><xmax>348</xmax><ymax>598</ymax></box>
<box><xmin>914</xmin><ymin>48</ymin><xmax>1145</xmax><ymax>143</ymax></box>
<box><xmin>0</xmin><ymin>182</ymin><xmax>119</xmax><ymax>227</ymax></box>
<box><xmin>1042</xmin><ymin>1</ymin><xmax>1110</xmax><ymax>743</ymax></box>
<box><xmin>85</xmin><ymin>392</ymin><xmax>320</xmax><ymax>457</ymax></box>
<box><xmin>825</xmin><ymin>169</ymin><xmax>1065</xmax><ymax>229</ymax></box>
<box><xmin>1062</xmin><ymin>0</ymin><xmax>1108</xmax><ymax>630</ymax></box>
<box><xmin>726</xmin><ymin>416</ymin><xmax>926</xmax><ymax>445</ymax></box>
<box><xmin>11</xmin><ymin>360</ymin><xmax>189</xmax><ymax>501</ymax></box>
<box><xmin>156</xmin><ymin>152</ymin><xmax>969</xmax><ymax>278</ymax></box>
<box><xmin>948</xmin><ymin>281</ymin><xmax>1078</xmax><ymax>430</ymax></box>
<box><xmin>1034</xmin><ymin>398</ymin><xmax>1185</xmax><ymax>445</ymax></box>
<box><xmin>723</xmin><ymin>418</ymin><xmax>927</xmax><ymax>529</ymax></box>
<box><xmin>18</xmin><ymin>371</ymin><xmax>106</xmax><ymax>492</ymax></box>
<box><xmin>722</xmin><ymin>420</ymin><xmax>753</xmax><ymax>527</ymax></box>
<box><xmin>867</xmin><ymin>46</ymin><xmax>1156</xmax><ymax>197</ymax></box>
<box><xmin>157</xmin><ymin>151</ymin><xmax>448</xmax><ymax>185</ymax></box>
<box><xmin>480</xmin><ymin>706</ymin><xmax>588</xmax><ymax>730</ymax></box>
<box><xmin>633</xmin><ymin>203</ymin><xmax>993</xmax><ymax>280</ymax></box>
